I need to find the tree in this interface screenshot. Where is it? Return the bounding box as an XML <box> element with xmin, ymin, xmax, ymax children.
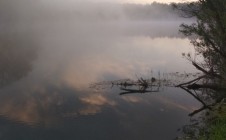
<box><xmin>175</xmin><ymin>0</ymin><xmax>226</xmax><ymax>88</ymax></box>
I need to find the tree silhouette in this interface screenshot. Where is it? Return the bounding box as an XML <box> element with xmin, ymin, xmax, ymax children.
<box><xmin>174</xmin><ymin>0</ymin><xmax>226</xmax><ymax>89</ymax></box>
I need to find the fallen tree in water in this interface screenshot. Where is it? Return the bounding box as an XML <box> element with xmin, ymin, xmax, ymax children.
<box><xmin>175</xmin><ymin>74</ymin><xmax>226</xmax><ymax>90</ymax></box>
<box><xmin>90</xmin><ymin>70</ymin><xmax>224</xmax><ymax>116</ymax></box>
<box><xmin>90</xmin><ymin>76</ymin><xmax>162</xmax><ymax>95</ymax></box>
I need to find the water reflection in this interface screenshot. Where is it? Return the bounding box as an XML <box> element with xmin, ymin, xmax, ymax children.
<box><xmin>58</xmin><ymin>37</ymin><xmax>196</xmax><ymax>89</ymax></box>
<box><xmin>0</xmin><ymin>74</ymin><xmax>201</xmax><ymax>139</ymax></box>
<box><xmin>0</xmin><ymin>34</ymin><xmax>201</xmax><ymax>139</ymax></box>
<box><xmin>0</xmin><ymin>2</ymin><xmax>201</xmax><ymax>139</ymax></box>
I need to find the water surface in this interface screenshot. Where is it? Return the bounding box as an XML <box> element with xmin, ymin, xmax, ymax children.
<box><xmin>0</xmin><ymin>3</ymin><xmax>201</xmax><ymax>140</ymax></box>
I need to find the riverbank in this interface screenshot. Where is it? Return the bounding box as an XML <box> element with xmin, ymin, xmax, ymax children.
<box><xmin>198</xmin><ymin>101</ymin><xmax>226</xmax><ymax>140</ymax></box>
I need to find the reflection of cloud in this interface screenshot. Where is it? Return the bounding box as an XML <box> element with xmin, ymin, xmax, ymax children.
<box><xmin>80</xmin><ymin>94</ymin><xmax>116</xmax><ymax>106</ymax></box>
<box><xmin>79</xmin><ymin>106</ymin><xmax>102</xmax><ymax>116</ymax></box>
<box><xmin>0</xmin><ymin>98</ymin><xmax>40</xmax><ymax>126</ymax></box>
<box><xmin>121</xmin><ymin>96</ymin><xmax>143</xmax><ymax>103</ymax></box>
<box><xmin>0</xmin><ymin>85</ymin><xmax>66</xmax><ymax>127</ymax></box>
<box><xmin>0</xmin><ymin>82</ymin><xmax>118</xmax><ymax>126</ymax></box>
<box><xmin>63</xmin><ymin>57</ymin><xmax>134</xmax><ymax>90</ymax></box>
<box><xmin>79</xmin><ymin>94</ymin><xmax>116</xmax><ymax>115</ymax></box>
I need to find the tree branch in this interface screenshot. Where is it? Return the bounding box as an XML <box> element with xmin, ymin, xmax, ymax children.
<box><xmin>192</xmin><ymin>61</ymin><xmax>224</xmax><ymax>79</ymax></box>
<box><xmin>175</xmin><ymin>75</ymin><xmax>206</xmax><ymax>87</ymax></box>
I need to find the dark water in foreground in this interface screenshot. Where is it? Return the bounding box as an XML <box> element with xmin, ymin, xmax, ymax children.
<box><xmin>0</xmin><ymin>5</ymin><xmax>201</xmax><ymax>139</ymax></box>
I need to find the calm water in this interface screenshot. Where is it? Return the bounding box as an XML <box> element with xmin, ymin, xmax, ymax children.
<box><xmin>0</xmin><ymin>3</ymin><xmax>201</xmax><ymax>140</ymax></box>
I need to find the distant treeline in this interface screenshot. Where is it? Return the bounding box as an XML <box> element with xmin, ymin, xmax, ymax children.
<box><xmin>0</xmin><ymin>1</ymin><xmax>194</xmax><ymax>22</ymax></box>
<box><xmin>123</xmin><ymin>2</ymin><xmax>182</xmax><ymax>21</ymax></box>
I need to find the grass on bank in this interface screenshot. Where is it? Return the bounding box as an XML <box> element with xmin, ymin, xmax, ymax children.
<box><xmin>199</xmin><ymin>103</ymin><xmax>226</xmax><ymax>140</ymax></box>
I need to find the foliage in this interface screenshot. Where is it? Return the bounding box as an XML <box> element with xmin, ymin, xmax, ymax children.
<box><xmin>175</xmin><ymin>0</ymin><xmax>226</xmax><ymax>84</ymax></box>
<box><xmin>198</xmin><ymin>104</ymin><xmax>226</xmax><ymax>140</ymax></box>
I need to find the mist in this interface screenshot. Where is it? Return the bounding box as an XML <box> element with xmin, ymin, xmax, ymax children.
<box><xmin>0</xmin><ymin>0</ymin><xmax>196</xmax><ymax>88</ymax></box>
<box><xmin>0</xmin><ymin>0</ymin><xmax>192</xmax><ymax>43</ymax></box>
<box><xmin>0</xmin><ymin>0</ymin><xmax>189</xmax><ymax>23</ymax></box>
<box><xmin>0</xmin><ymin>1</ymin><xmax>203</xmax><ymax>140</ymax></box>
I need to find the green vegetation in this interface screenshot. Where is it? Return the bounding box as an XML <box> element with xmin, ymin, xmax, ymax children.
<box><xmin>198</xmin><ymin>104</ymin><xmax>226</xmax><ymax>140</ymax></box>
<box><xmin>207</xmin><ymin>119</ymin><xmax>226</xmax><ymax>140</ymax></box>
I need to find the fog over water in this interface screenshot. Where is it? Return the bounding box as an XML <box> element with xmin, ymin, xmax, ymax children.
<box><xmin>0</xmin><ymin>1</ymin><xmax>200</xmax><ymax>140</ymax></box>
<box><xmin>0</xmin><ymin>0</ymin><xmax>197</xmax><ymax>86</ymax></box>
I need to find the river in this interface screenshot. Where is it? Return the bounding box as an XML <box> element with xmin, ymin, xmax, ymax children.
<box><xmin>0</xmin><ymin>2</ymin><xmax>202</xmax><ymax>140</ymax></box>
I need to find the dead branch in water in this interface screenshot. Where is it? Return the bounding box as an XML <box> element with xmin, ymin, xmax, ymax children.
<box><xmin>176</xmin><ymin>75</ymin><xmax>206</xmax><ymax>87</ymax></box>
<box><xmin>119</xmin><ymin>87</ymin><xmax>159</xmax><ymax>95</ymax></box>
<box><xmin>191</xmin><ymin>62</ymin><xmax>224</xmax><ymax>80</ymax></box>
